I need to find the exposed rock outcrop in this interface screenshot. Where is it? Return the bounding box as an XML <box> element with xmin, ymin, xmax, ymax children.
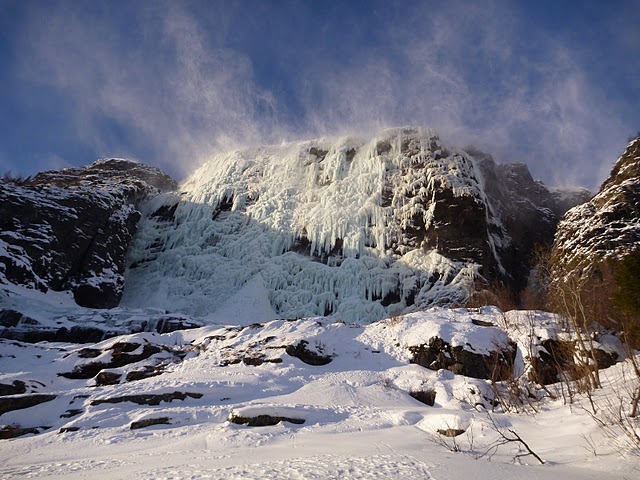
<box><xmin>0</xmin><ymin>425</ymin><xmax>50</xmax><ymax>439</ymax></box>
<box><xmin>130</xmin><ymin>417</ymin><xmax>171</xmax><ymax>430</ymax></box>
<box><xmin>465</xmin><ymin>147</ymin><xmax>587</xmax><ymax>291</ymax></box>
<box><xmin>58</xmin><ymin>340</ymin><xmax>184</xmax><ymax>380</ymax></box>
<box><xmin>286</xmin><ymin>340</ymin><xmax>333</xmax><ymax>366</ymax></box>
<box><xmin>528</xmin><ymin>338</ymin><xmax>619</xmax><ymax>385</ymax></box>
<box><xmin>408</xmin><ymin>336</ymin><xmax>517</xmax><ymax>380</ymax></box>
<box><xmin>0</xmin><ymin>307</ymin><xmax>203</xmax><ymax>344</ymax></box>
<box><xmin>0</xmin><ymin>394</ymin><xmax>56</xmax><ymax>416</ymax></box>
<box><xmin>0</xmin><ymin>380</ymin><xmax>26</xmax><ymax>396</ymax></box>
<box><xmin>552</xmin><ymin>136</ymin><xmax>640</xmax><ymax>278</ymax></box>
<box><xmin>228</xmin><ymin>413</ymin><xmax>305</xmax><ymax>427</ymax></box>
<box><xmin>0</xmin><ymin>158</ymin><xmax>177</xmax><ymax>308</ymax></box>
<box><xmin>90</xmin><ymin>391</ymin><xmax>202</xmax><ymax>406</ymax></box>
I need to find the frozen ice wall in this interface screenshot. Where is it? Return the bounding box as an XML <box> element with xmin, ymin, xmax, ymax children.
<box><xmin>121</xmin><ymin>127</ymin><xmax>499</xmax><ymax>323</ymax></box>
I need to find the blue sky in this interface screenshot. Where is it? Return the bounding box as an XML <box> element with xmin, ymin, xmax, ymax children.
<box><xmin>0</xmin><ymin>0</ymin><xmax>638</xmax><ymax>190</ymax></box>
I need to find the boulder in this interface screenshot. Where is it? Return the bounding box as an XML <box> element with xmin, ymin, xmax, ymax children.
<box><xmin>130</xmin><ymin>417</ymin><xmax>171</xmax><ymax>430</ymax></box>
<box><xmin>228</xmin><ymin>414</ymin><xmax>305</xmax><ymax>427</ymax></box>
<box><xmin>409</xmin><ymin>336</ymin><xmax>516</xmax><ymax>380</ymax></box>
<box><xmin>286</xmin><ymin>340</ymin><xmax>332</xmax><ymax>366</ymax></box>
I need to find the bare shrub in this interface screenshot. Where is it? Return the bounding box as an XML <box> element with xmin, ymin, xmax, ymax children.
<box><xmin>429</xmin><ymin>415</ymin><xmax>544</xmax><ymax>464</ymax></box>
<box><xmin>538</xmin><ymin>245</ymin><xmax>640</xmax><ymax>450</ymax></box>
<box><xmin>380</xmin><ymin>314</ymin><xmax>403</xmax><ymax>327</ymax></box>
<box><xmin>579</xmin><ymin>361</ymin><xmax>640</xmax><ymax>456</ymax></box>
<box><xmin>466</xmin><ymin>280</ymin><xmax>518</xmax><ymax>312</ymax></box>
<box><xmin>429</xmin><ymin>422</ymin><xmax>474</xmax><ymax>454</ymax></box>
<box><xmin>488</xmin><ymin>336</ymin><xmax>541</xmax><ymax>414</ymax></box>
<box><xmin>481</xmin><ymin>413</ymin><xmax>545</xmax><ymax>464</ymax></box>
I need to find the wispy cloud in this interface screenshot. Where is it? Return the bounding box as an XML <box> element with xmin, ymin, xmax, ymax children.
<box><xmin>18</xmin><ymin>2</ymin><xmax>280</xmax><ymax>179</ymax></box>
<box><xmin>292</xmin><ymin>0</ymin><xmax>629</xmax><ymax>189</ymax></box>
<box><xmin>13</xmin><ymin>0</ymin><xmax>638</xmax><ymax>189</ymax></box>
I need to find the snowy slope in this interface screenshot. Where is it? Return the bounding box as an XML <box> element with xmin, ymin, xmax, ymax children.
<box><xmin>1</xmin><ymin>307</ymin><xmax>637</xmax><ymax>479</ymax></box>
<box><xmin>122</xmin><ymin>127</ymin><xmax>563</xmax><ymax>323</ymax></box>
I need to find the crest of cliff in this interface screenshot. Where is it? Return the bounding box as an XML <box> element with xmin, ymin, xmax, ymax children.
<box><xmin>0</xmin><ymin>128</ymin><xmax>593</xmax><ymax>324</ymax></box>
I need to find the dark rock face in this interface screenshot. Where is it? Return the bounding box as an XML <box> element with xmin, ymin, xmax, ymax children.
<box><xmin>286</xmin><ymin>340</ymin><xmax>333</xmax><ymax>366</ymax></box>
<box><xmin>0</xmin><ymin>393</ymin><xmax>57</xmax><ymax>415</ymax></box>
<box><xmin>551</xmin><ymin>188</ymin><xmax>592</xmax><ymax>218</ymax></box>
<box><xmin>408</xmin><ymin>336</ymin><xmax>517</xmax><ymax>380</ymax></box>
<box><xmin>90</xmin><ymin>391</ymin><xmax>202</xmax><ymax>406</ymax></box>
<box><xmin>528</xmin><ymin>338</ymin><xmax>619</xmax><ymax>385</ymax></box>
<box><xmin>370</xmin><ymin>135</ymin><xmax>517</xmax><ymax>296</ymax></box>
<box><xmin>0</xmin><ymin>158</ymin><xmax>177</xmax><ymax>308</ymax></box>
<box><xmin>366</xmin><ymin>136</ymin><xmax>587</xmax><ymax>296</ymax></box>
<box><xmin>528</xmin><ymin>338</ymin><xmax>574</xmax><ymax>385</ymax></box>
<box><xmin>408</xmin><ymin>389</ymin><xmax>436</xmax><ymax>406</ymax></box>
<box><xmin>0</xmin><ymin>310</ymin><xmax>25</xmax><ymax>327</ymax></box>
<box><xmin>465</xmin><ymin>148</ymin><xmax>588</xmax><ymax>291</ymax></box>
<box><xmin>0</xmin><ymin>380</ymin><xmax>26</xmax><ymax>396</ymax></box>
<box><xmin>384</xmin><ymin>139</ymin><xmax>590</xmax><ymax>293</ymax></box>
<box><xmin>552</xmin><ymin>137</ymin><xmax>640</xmax><ymax>277</ymax></box>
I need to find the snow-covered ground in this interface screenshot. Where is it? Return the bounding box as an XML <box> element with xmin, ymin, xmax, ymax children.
<box><xmin>1</xmin><ymin>290</ymin><xmax>639</xmax><ymax>479</ymax></box>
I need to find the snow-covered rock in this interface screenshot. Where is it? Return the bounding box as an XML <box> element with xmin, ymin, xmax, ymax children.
<box><xmin>552</xmin><ymin>136</ymin><xmax>640</xmax><ymax>277</ymax></box>
<box><xmin>0</xmin><ymin>284</ymin><xmax>202</xmax><ymax>343</ymax></box>
<box><xmin>0</xmin><ymin>159</ymin><xmax>177</xmax><ymax>308</ymax></box>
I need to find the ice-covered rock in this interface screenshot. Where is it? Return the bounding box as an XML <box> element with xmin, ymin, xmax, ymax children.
<box><xmin>122</xmin><ymin>127</ymin><xmax>574</xmax><ymax>323</ymax></box>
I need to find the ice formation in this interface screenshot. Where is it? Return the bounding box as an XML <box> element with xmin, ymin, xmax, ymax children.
<box><xmin>121</xmin><ymin>127</ymin><xmax>506</xmax><ymax>322</ymax></box>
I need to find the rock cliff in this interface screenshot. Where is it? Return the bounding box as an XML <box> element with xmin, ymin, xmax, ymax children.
<box><xmin>552</xmin><ymin>136</ymin><xmax>640</xmax><ymax>278</ymax></box>
<box><xmin>122</xmin><ymin>127</ymin><xmax>582</xmax><ymax>322</ymax></box>
<box><xmin>0</xmin><ymin>158</ymin><xmax>177</xmax><ymax>308</ymax></box>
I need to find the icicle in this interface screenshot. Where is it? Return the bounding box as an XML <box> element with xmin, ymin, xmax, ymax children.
<box><xmin>121</xmin><ymin>129</ymin><xmax>486</xmax><ymax>323</ymax></box>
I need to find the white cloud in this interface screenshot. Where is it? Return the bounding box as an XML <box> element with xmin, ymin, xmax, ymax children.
<box><xmin>18</xmin><ymin>2</ymin><xmax>281</xmax><ymax>180</ymax></box>
<box><xmin>14</xmin><ymin>0</ymin><xmax>635</xmax><ymax>190</ymax></box>
<box><xmin>288</xmin><ymin>0</ymin><xmax>629</xmax><ymax>190</ymax></box>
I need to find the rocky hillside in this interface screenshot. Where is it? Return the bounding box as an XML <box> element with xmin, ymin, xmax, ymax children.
<box><xmin>0</xmin><ymin>159</ymin><xmax>177</xmax><ymax>308</ymax></box>
<box><xmin>121</xmin><ymin>127</ymin><xmax>584</xmax><ymax>322</ymax></box>
<box><xmin>552</xmin><ymin>136</ymin><xmax>640</xmax><ymax>278</ymax></box>
<box><xmin>0</xmin><ymin>128</ymin><xmax>592</xmax><ymax>323</ymax></box>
